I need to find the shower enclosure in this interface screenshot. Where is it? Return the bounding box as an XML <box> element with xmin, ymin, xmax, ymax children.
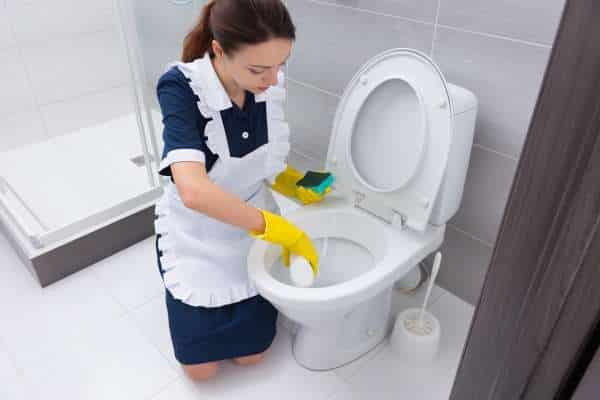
<box><xmin>0</xmin><ymin>0</ymin><xmax>205</xmax><ymax>285</ymax></box>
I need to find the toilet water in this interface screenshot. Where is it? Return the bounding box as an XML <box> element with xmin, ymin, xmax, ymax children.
<box><xmin>270</xmin><ymin>237</ymin><xmax>375</xmax><ymax>288</ymax></box>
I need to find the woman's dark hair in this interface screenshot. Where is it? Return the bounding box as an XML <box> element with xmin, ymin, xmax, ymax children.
<box><xmin>182</xmin><ymin>0</ymin><xmax>296</xmax><ymax>62</ymax></box>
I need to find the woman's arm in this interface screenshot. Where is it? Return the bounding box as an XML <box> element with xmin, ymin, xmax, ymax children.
<box><xmin>171</xmin><ymin>161</ymin><xmax>266</xmax><ymax>234</ymax></box>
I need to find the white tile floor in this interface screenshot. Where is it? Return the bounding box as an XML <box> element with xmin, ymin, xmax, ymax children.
<box><xmin>0</xmin><ymin>229</ymin><xmax>475</xmax><ymax>400</ymax></box>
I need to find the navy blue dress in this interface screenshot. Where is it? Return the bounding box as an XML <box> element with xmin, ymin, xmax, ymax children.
<box><xmin>155</xmin><ymin>66</ymin><xmax>278</xmax><ymax>365</ymax></box>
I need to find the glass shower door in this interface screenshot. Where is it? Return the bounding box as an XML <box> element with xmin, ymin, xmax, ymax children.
<box><xmin>0</xmin><ymin>0</ymin><xmax>164</xmax><ymax>254</ymax></box>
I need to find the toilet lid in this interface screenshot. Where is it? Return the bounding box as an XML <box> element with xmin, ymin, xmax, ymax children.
<box><xmin>326</xmin><ymin>48</ymin><xmax>453</xmax><ymax>232</ymax></box>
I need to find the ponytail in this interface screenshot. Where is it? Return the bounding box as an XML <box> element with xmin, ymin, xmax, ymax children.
<box><xmin>182</xmin><ymin>0</ymin><xmax>216</xmax><ymax>62</ymax></box>
<box><xmin>181</xmin><ymin>0</ymin><xmax>296</xmax><ymax>63</ymax></box>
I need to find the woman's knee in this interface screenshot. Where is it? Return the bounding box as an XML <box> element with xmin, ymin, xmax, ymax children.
<box><xmin>182</xmin><ymin>361</ymin><xmax>219</xmax><ymax>381</ymax></box>
<box><xmin>232</xmin><ymin>351</ymin><xmax>266</xmax><ymax>365</ymax></box>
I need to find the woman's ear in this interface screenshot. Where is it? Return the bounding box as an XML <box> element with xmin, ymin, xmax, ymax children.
<box><xmin>211</xmin><ymin>40</ymin><xmax>224</xmax><ymax>58</ymax></box>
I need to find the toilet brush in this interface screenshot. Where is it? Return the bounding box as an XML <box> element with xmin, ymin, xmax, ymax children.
<box><xmin>418</xmin><ymin>252</ymin><xmax>442</xmax><ymax>329</ymax></box>
<box><xmin>390</xmin><ymin>251</ymin><xmax>443</xmax><ymax>363</ymax></box>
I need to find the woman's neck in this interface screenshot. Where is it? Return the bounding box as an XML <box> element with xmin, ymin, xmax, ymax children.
<box><xmin>211</xmin><ymin>56</ymin><xmax>244</xmax><ymax>101</ymax></box>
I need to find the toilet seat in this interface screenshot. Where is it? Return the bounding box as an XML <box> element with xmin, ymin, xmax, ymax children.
<box><xmin>247</xmin><ymin>198</ymin><xmax>445</xmax><ymax>311</ymax></box>
<box><xmin>326</xmin><ymin>48</ymin><xmax>453</xmax><ymax>232</ymax></box>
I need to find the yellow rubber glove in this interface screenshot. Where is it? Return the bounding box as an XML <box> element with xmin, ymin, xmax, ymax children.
<box><xmin>271</xmin><ymin>164</ymin><xmax>330</xmax><ymax>205</ymax></box>
<box><xmin>296</xmin><ymin>186</ymin><xmax>331</xmax><ymax>205</ymax></box>
<box><xmin>250</xmin><ymin>209</ymin><xmax>319</xmax><ymax>276</ymax></box>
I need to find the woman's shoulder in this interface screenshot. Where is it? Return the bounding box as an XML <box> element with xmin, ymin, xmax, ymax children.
<box><xmin>156</xmin><ymin>65</ymin><xmax>196</xmax><ymax>100</ymax></box>
<box><xmin>158</xmin><ymin>65</ymin><xmax>188</xmax><ymax>84</ymax></box>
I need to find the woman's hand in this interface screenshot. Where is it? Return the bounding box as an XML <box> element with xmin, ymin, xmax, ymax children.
<box><xmin>271</xmin><ymin>164</ymin><xmax>332</xmax><ymax>205</ymax></box>
<box><xmin>250</xmin><ymin>209</ymin><xmax>319</xmax><ymax>275</ymax></box>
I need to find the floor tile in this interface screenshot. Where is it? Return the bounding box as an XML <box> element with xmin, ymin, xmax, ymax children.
<box><xmin>0</xmin><ymin>341</ymin><xmax>31</xmax><ymax>400</ymax></box>
<box><xmin>89</xmin><ymin>237</ymin><xmax>165</xmax><ymax>312</ymax></box>
<box><xmin>185</xmin><ymin>329</ymin><xmax>347</xmax><ymax>400</ymax></box>
<box><xmin>129</xmin><ymin>291</ymin><xmax>181</xmax><ymax>372</ymax></box>
<box><xmin>327</xmin><ymin>380</ymin><xmax>363</xmax><ymax>400</ymax></box>
<box><xmin>341</xmin><ymin>290</ymin><xmax>474</xmax><ymax>399</ymax></box>
<box><xmin>24</xmin><ymin>314</ymin><xmax>177</xmax><ymax>400</ymax></box>
<box><xmin>150</xmin><ymin>377</ymin><xmax>210</xmax><ymax>400</ymax></box>
<box><xmin>0</xmin><ymin>259</ymin><xmax>125</xmax><ymax>367</ymax></box>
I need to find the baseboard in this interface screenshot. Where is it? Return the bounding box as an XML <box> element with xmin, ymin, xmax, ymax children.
<box><xmin>27</xmin><ymin>206</ymin><xmax>155</xmax><ymax>287</ymax></box>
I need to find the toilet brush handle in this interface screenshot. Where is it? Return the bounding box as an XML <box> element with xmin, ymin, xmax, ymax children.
<box><xmin>418</xmin><ymin>252</ymin><xmax>442</xmax><ymax>326</ymax></box>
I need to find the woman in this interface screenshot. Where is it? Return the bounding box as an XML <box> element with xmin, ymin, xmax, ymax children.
<box><xmin>153</xmin><ymin>0</ymin><xmax>320</xmax><ymax>381</ymax></box>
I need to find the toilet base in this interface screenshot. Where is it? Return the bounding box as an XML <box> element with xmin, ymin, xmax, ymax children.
<box><xmin>290</xmin><ymin>288</ymin><xmax>392</xmax><ymax>371</ymax></box>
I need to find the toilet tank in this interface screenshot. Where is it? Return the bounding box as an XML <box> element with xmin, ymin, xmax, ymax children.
<box><xmin>429</xmin><ymin>83</ymin><xmax>478</xmax><ymax>226</ymax></box>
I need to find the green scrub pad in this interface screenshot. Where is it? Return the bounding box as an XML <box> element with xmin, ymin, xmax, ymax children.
<box><xmin>295</xmin><ymin>171</ymin><xmax>334</xmax><ymax>194</ymax></box>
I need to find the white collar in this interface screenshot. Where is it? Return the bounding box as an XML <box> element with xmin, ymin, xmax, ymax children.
<box><xmin>176</xmin><ymin>54</ymin><xmax>233</xmax><ymax>112</ymax></box>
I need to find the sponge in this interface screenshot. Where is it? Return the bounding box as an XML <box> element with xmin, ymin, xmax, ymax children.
<box><xmin>295</xmin><ymin>171</ymin><xmax>334</xmax><ymax>194</ymax></box>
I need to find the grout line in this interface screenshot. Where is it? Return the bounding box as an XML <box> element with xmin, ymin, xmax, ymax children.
<box><xmin>447</xmin><ymin>223</ymin><xmax>495</xmax><ymax>248</ymax></box>
<box><xmin>305</xmin><ymin>0</ymin><xmax>435</xmax><ymax>27</ymax></box>
<box><xmin>86</xmin><ymin>265</ymin><xmax>134</xmax><ymax>317</ymax></box>
<box><xmin>0</xmin><ymin>81</ymin><xmax>131</xmax><ymax>133</ymax></box>
<box><xmin>302</xmin><ymin>0</ymin><xmax>552</xmax><ymax>49</ymax></box>
<box><xmin>473</xmin><ymin>143</ymin><xmax>520</xmax><ymax>162</ymax></box>
<box><xmin>124</xmin><ymin>300</ymin><xmax>183</xmax><ymax>380</ymax></box>
<box><xmin>0</xmin><ymin>336</ymin><xmax>24</xmax><ymax>378</ymax></box>
<box><xmin>430</xmin><ymin>285</ymin><xmax>448</xmax><ymax>306</ymax></box>
<box><xmin>143</xmin><ymin>376</ymin><xmax>185</xmax><ymax>400</ymax></box>
<box><xmin>287</xmin><ymin>77</ymin><xmax>341</xmax><ymax>98</ymax></box>
<box><xmin>430</xmin><ymin>0</ymin><xmax>443</xmax><ymax>57</ymax></box>
<box><xmin>36</xmin><ymin>81</ymin><xmax>131</xmax><ymax>109</ymax></box>
<box><xmin>10</xmin><ymin>19</ymin><xmax>116</xmax><ymax>48</ymax></box>
<box><xmin>289</xmin><ymin>146</ymin><xmax>322</xmax><ymax>163</ymax></box>
<box><xmin>306</xmin><ymin>0</ymin><xmax>552</xmax><ymax>52</ymax></box>
<box><xmin>436</xmin><ymin>23</ymin><xmax>553</xmax><ymax>48</ymax></box>
<box><xmin>4</xmin><ymin>14</ymin><xmax>50</xmax><ymax>140</ymax></box>
<box><xmin>129</xmin><ymin>289</ymin><xmax>165</xmax><ymax>312</ymax></box>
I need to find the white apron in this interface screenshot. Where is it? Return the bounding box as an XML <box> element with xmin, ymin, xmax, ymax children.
<box><xmin>154</xmin><ymin>55</ymin><xmax>290</xmax><ymax>307</ymax></box>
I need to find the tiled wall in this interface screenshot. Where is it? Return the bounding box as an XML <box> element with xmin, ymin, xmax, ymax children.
<box><xmin>284</xmin><ymin>0</ymin><xmax>566</xmax><ymax>304</ymax></box>
<box><xmin>0</xmin><ymin>0</ymin><xmax>133</xmax><ymax>152</ymax></box>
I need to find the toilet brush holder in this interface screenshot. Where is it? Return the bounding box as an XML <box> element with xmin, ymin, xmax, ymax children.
<box><xmin>390</xmin><ymin>307</ymin><xmax>441</xmax><ymax>363</ymax></box>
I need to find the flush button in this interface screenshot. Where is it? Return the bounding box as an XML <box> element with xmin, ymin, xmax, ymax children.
<box><xmin>242</xmin><ymin>131</ymin><xmax>249</xmax><ymax>139</ymax></box>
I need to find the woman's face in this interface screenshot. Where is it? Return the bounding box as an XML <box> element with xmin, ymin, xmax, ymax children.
<box><xmin>213</xmin><ymin>38</ymin><xmax>292</xmax><ymax>95</ymax></box>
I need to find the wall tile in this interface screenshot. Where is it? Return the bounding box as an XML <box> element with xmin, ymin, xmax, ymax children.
<box><xmin>315</xmin><ymin>0</ymin><xmax>439</xmax><ymax>23</ymax></box>
<box><xmin>40</xmin><ymin>86</ymin><xmax>134</xmax><ymax>138</ymax></box>
<box><xmin>132</xmin><ymin>0</ymin><xmax>199</xmax><ymax>85</ymax></box>
<box><xmin>287</xmin><ymin>79</ymin><xmax>339</xmax><ymax>163</ymax></box>
<box><xmin>438</xmin><ymin>0</ymin><xmax>566</xmax><ymax>45</ymax></box>
<box><xmin>287</xmin><ymin>0</ymin><xmax>434</xmax><ymax>95</ymax></box>
<box><xmin>6</xmin><ymin>0</ymin><xmax>115</xmax><ymax>45</ymax></box>
<box><xmin>287</xmin><ymin>149</ymin><xmax>325</xmax><ymax>172</ymax></box>
<box><xmin>0</xmin><ymin>110</ymin><xmax>47</xmax><ymax>152</ymax></box>
<box><xmin>433</xmin><ymin>27</ymin><xmax>551</xmax><ymax>158</ymax></box>
<box><xmin>0</xmin><ymin>48</ymin><xmax>36</xmax><ymax>118</ymax></box>
<box><xmin>450</xmin><ymin>146</ymin><xmax>518</xmax><ymax>245</ymax></box>
<box><xmin>435</xmin><ymin>226</ymin><xmax>493</xmax><ymax>305</ymax></box>
<box><xmin>20</xmin><ymin>30</ymin><xmax>129</xmax><ymax>105</ymax></box>
<box><xmin>0</xmin><ymin>4</ymin><xmax>16</xmax><ymax>50</ymax></box>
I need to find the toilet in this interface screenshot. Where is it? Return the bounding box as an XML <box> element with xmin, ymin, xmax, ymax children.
<box><xmin>247</xmin><ymin>48</ymin><xmax>477</xmax><ymax>371</ymax></box>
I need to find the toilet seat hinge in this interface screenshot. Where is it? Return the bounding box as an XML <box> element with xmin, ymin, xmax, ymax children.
<box><xmin>353</xmin><ymin>190</ymin><xmax>366</xmax><ymax>207</ymax></box>
<box><xmin>353</xmin><ymin>190</ymin><xmax>408</xmax><ymax>230</ymax></box>
<box><xmin>391</xmin><ymin>210</ymin><xmax>408</xmax><ymax>230</ymax></box>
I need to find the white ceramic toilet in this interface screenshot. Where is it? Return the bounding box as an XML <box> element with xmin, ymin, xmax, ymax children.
<box><xmin>247</xmin><ymin>48</ymin><xmax>477</xmax><ymax>371</ymax></box>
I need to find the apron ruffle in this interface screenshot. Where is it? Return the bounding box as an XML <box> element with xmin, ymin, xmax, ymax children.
<box><xmin>155</xmin><ymin>188</ymin><xmax>265</xmax><ymax>307</ymax></box>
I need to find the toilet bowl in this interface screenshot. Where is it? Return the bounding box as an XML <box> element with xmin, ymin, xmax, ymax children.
<box><xmin>247</xmin><ymin>48</ymin><xmax>478</xmax><ymax>370</ymax></box>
